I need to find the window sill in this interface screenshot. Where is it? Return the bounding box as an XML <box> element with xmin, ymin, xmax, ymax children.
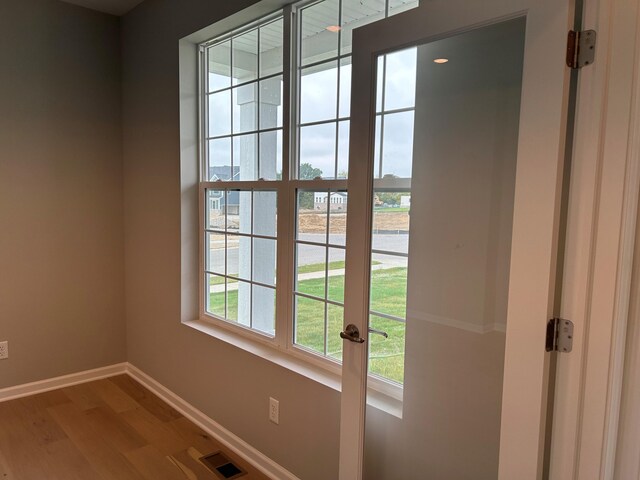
<box><xmin>183</xmin><ymin>318</ymin><xmax>403</xmax><ymax>418</ymax></box>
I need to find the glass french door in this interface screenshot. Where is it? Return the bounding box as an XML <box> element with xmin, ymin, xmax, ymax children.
<box><xmin>340</xmin><ymin>1</ymin><xmax>574</xmax><ymax>479</ymax></box>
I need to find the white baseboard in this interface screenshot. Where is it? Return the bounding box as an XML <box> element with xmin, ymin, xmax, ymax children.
<box><xmin>125</xmin><ymin>363</ymin><xmax>299</xmax><ymax>480</ymax></box>
<box><xmin>0</xmin><ymin>363</ymin><xmax>128</xmax><ymax>403</ymax></box>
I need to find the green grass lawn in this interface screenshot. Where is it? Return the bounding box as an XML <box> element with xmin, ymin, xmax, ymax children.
<box><xmin>209</xmin><ymin>260</ymin><xmax>380</xmax><ymax>284</ymax></box>
<box><xmin>208</xmin><ymin>265</ymin><xmax>407</xmax><ymax>384</ymax></box>
<box><xmin>373</xmin><ymin>207</ymin><xmax>410</xmax><ymax>213</ymax></box>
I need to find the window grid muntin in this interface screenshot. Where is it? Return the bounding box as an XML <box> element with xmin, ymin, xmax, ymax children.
<box><xmin>204</xmin><ymin>188</ymin><xmax>277</xmax><ymax>337</ymax></box>
<box><xmin>292</xmin><ymin>0</ymin><xmax>407</xmax><ymax>370</ymax></box>
<box><xmin>205</xmin><ymin>16</ymin><xmax>284</xmax><ymax>183</ymax></box>
<box><xmin>294</xmin><ymin>188</ymin><xmax>346</xmax><ymax>357</ymax></box>
<box><xmin>199</xmin><ymin>0</ymin><xmax>420</xmax><ymax>385</ymax></box>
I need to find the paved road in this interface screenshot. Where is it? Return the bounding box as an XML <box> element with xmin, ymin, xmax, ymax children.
<box><xmin>208</xmin><ymin>233</ymin><xmax>409</xmax><ymax>274</ymax></box>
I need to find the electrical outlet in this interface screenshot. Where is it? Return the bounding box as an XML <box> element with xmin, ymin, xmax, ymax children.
<box><xmin>0</xmin><ymin>341</ymin><xmax>8</xmax><ymax>360</ymax></box>
<box><xmin>269</xmin><ymin>397</ymin><xmax>279</xmax><ymax>424</ymax></box>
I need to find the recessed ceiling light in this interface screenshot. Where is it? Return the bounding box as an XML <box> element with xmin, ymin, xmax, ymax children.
<box><xmin>326</xmin><ymin>25</ymin><xmax>341</xmax><ymax>33</ymax></box>
<box><xmin>433</xmin><ymin>58</ymin><xmax>449</xmax><ymax>64</ymax></box>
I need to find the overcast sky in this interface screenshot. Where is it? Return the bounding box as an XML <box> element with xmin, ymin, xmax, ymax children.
<box><xmin>207</xmin><ymin>46</ymin><xmax>417</xmax><ymax>180</ymax></box>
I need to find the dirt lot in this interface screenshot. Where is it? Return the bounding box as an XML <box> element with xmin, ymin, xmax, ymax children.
<box><xmin>298</xmin><ymin>210</ymin><xmax>409</xmax><ymax>233</ymax></box>
<box><xmin>208</xmin><ymin>210</ymin><xmax>410</xmax><ymax>234</ymax></box>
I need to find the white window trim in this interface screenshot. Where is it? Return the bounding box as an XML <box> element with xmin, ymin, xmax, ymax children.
<box><xmin>179</xmin><ymin>0</ymin><xmax>406</xmax><ymax>416</ymax></box>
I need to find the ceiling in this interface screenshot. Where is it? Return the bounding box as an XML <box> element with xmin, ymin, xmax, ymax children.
<box><xmin>60</xmin><ymin>0</ymin><xmax>144</xmax><ymax>16</ymax></box>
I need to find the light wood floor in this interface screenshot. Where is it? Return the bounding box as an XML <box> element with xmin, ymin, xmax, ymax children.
<box><xmin>0</xmin><ymin>375</ymin><xmax>269</xmax><ymax>480</ymax></box>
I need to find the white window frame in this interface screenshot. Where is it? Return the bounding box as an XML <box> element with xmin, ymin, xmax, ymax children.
<box><xmin>194</xmin><ymin>0</ymin><xmax>417</xmax><ymax>406</ymax></box>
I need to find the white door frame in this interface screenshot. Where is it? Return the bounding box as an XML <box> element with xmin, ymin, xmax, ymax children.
<box><xmin>339</xmin><ymin>1</ymin><xmax>575</xmax><ymax>478</ymax></box>
<box><xmin>549</xmin><ymin>0</ymin><xmax>640</xmax><ymax>477</ymax></box>
<box><xmin>614</xmin><ymin>218</ymin><xmax>640</xmax><ymax>479</ymax></box>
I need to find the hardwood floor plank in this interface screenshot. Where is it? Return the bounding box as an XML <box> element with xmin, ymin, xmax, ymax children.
<box><xmin>19</xmin><ymin>389</ymin><xmax>71</xmax><ymax>411</ymax></box>
<box><xmin>0</xmin><ymin>376</ymin><xmax>264</xmax><ymax>480</ymax></box>
<box><xmin>48</xmin><ymin>402</ymin><xmax>147</xmax><ymax>480</ymax></box>
<box><xmin>89</xmin><ymin>378</ymin><xmax>139</xmax><ymax>413</ymax></box>
<box><xmin>0</xmin><ymin>395</ymin><xmax>68</xmax><ymax>446</ymax></box>
<box><xmin>124</xmin><ymin>445</ymin><xmax>186</xmax><ymax>480</ymax></box>
<box><xmin>109</xmin><ymin>375</ymin><xmax>182</xmax><ymax>423</ymax></box>
<box><xmin>167</xmin><ymin>448</ymin><xmax>218</xmax><ymax>480</ymax></box>
<box><xmin>63</xmin><ymin>382</ymin><xmax>106</xmax><ymax>411</ymax></box>
<box><xmin>166</xmin><ymin>417</ymin><xmax>223</xmax><ymax>454</ymax></box>
<box><xmin>120</xmin><ymin>406</ymin><xmax>190</xmax><ymax>456</ymax></box>
<box><xmin>84</xmin><ymin>405</ymin><xmax>148</xmax><ymax>453</ymax></box>
<box><xmin>40</xmin><ymin>438</ymin><xmax>105</xmax><ymax>480</ymax></box>
<box><xmin>166</xmin><ymin>417</ymin><xmax>270</xmax><ymax>479</ymax></box>
<box><xmin>0</xmin><ymin>448</ymin><xmax>15</xmax><ymax>478</ymax></box>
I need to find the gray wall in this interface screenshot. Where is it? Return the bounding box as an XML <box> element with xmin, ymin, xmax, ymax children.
<box><xmin>121</xmin><ymin>2</ymin><xmax>340</xmax><ymax>479</ymax></box>
<box><xmin>0</xmin><ymin>0</ymin><xmax>125</xmax><ymax>388</ymax></box>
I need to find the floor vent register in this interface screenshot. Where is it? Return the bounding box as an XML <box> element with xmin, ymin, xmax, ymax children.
<box><xmin>200</xmin><ymin>451</ymin><xmax>247</xmax><ymax>479</ymax></box>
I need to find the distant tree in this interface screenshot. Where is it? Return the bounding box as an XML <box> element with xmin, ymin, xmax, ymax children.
<box><xmin>299</xmin><ymin>163</ymin><xmax>323</xmax><ymax>180</ymax></box>
<box><xmin>298</xmin><ymin>163</ymin><xmax>323</xmax><ymax>209</ymax></box>
<box><xmin>377</xmin><ymin>192</ymin><xmax>402</xmax><ymax>206</ymax></box>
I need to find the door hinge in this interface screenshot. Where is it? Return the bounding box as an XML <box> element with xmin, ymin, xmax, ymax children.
<box><xmin>567</xmin><ymin>30</ymin><xmax>597</xmax><ymax>69</ymax></box>
<box><xmin>546</xmin><ymin>318</ymin><xmax>574</xmax><ymax>353</ymax></box>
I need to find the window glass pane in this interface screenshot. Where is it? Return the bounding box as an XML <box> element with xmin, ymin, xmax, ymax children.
<box><xmin>372</xmin><ymin>191</ymin><xmax>411</xmax><ymax>254</ymax></box>
<box><xmin>206</xmin><ymin>190</ymin><xmax>226</xmax><ymax>230</ymax></box>
<box><xmin>226</xmin><ymin>234</ymin><xmax>243</xmax><ymax>280</ymax></box>
<box><xmin>207</xmin><ymin>138</ymin><xmax>232</xmax><ymax>181</ymax></box>
<box><xmin>253</xmin><ymin>285</ymin><xmax>276</xmax><ymax>336</ymax></box>
<box><xmin>260</xmin><ymin>76</ymin><xmax>283</xmax><ymax>129</ymax></box>
<box><xmin>328</xmin><ymin>195</ymin><xmax>347</xmax><ymax>246</ymax></box>
<box><xmin>384</xmin><ymin>48</ymin><xmax>417</xmax><ymax>111</ymax></box>
<box><xmin>260</xmin><ymin>19</ymin><xmax>284</xmax><ymax>76</ymax></box>
<box><xmin>338</xmin><ymin>58</ymin><xmax>352</xmax><ymax>119</ymax></box>
<box><xmin>253</xmin><ymin>237</ymin><xmax>277</xmax><ymax>286</ymax></box>
<box><xmin>337</xmin><ymin>121</ymin><xmax>349</xmax><ymax>179</ymax></box>
<box><xmin>374</xmin><ymin>116</ymin><xmax>382</xmax><ymax>178</ymax></box>
<box><xmin>233</xmin><ymin>134</ymin><xmax>258</xmax><ymax>181</ymax></box>
<box><xmin>381</xmin><ymin>111</ymin><xmax>415</xmax><ymax>178</ymax></box>
<box><xmin>233</xmin><ymin>83</ymin><xmax>258</xmax><ymax>134</ymax></box>
<box><xmin>295</xmin><ymin>295</ymin><xmax>326</xmax><ymax>354</ymax></box>
<box><xmin>327</xmin><ymin>304</ymin><xmax>344</xmax><ymax>361</ymax></box>
<box><xmin>376</xmin><ymin>56</ymin><xmax>384</xmax><ymax>113</ymax></box>
<box><xmin>206</xmin><ymin>232</ymin><xmax>225</xmax><ymax>274</ymax></box>
<box><xmin>208</xmin><ymin>40</ymin><xmax>231</xmax><ymax>92</ymax></box>
<box><xmin>228</xmin><ymin>280</ymin><xmax>251</xmax><ymax>327</ymax></box>
<box><xmin>297</xmin><ymin>190</ymin><xmax>327</xmax><ymax>239</ymax></box>
<box><xmin>300</xmin><ymin>61</ymin><xmax>338</xmax><ymax>124</ymax></box>
<box><xmin>327</xmin><ymin>247</ymin><xmax>345</xmax><ymax>303</ymax></box>
<box><xmin>340</xmin><ymin>0</ymin><xmax>386</xmax><ymax>55</ymax></box>
<box><xmin>238</xmin><ymin>235</ymin><xmax>253</xmax><ymax>281</ymax></box>
<box><xmin>370</xmin><ymin>253</ymin><xmax>408</xmax><ymax>319</ymax></box>
<box><xmin>206</xmin><ymin>274</ymin><xmax>226</xmax><ymax>317</ymax></box>
<box><xmin>299</xmin><ymin>123</ymin><xmax>336</xmax><ymax>179</ymax></box>
<box><xmin>208</xmin><ymin>90</ymin><xmax>231</xmax><ymax>137</ymax></box>
<box><xmin>227</xmin><ymin>191</ymin><xmax>252</xmax><ymax>234</ymax></box>
<box><xmin>232</xmin><ymin>29</ymin><xmax>258</xmax><ymax>84</ymax></box>
<box><xmin>296</xmin><ymin>243</ymin><xmax>327</xmax><ymax>297</ymax></box>
<box><xmin>259</xmin><ymin>130</ymin><xmax>282</xmax><ymax>180</ymax></box>
<box><xmin>300</xmin><ymin>0</ymin><xmax>339</xmax><ymax>67</ymax></box>
<box><xmin>368</xmin><ymin>314</ymin><xmax>405</xmax><ymax>384</ymax></box>
<box><xmin>253</xmin><ymin>191</ymin><xmax>278</xmax><ymax>236</ymax></box>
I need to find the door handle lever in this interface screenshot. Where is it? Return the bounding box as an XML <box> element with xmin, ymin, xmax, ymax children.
<box><xmin>340</xmin><ymin>324</ymin><xmax>365</xmax><ymax>343</ymax></box>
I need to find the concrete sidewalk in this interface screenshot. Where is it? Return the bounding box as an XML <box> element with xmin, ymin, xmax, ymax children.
<box><xmin>209</xmin><ymin>262</ymin><xmax>402</xmax><ymax>294</ymax></box>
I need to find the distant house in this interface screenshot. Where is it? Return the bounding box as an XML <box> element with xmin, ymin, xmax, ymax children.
<box><xmin>208</xmin><ymin>166</ymin><xmax>241</xmax><ymax>214</ymax></box>
<box><xmin>401</xmin><ymin>195</ymin><xmax>411</xmax><ymax>207</ymax></box>
<box><xmin>314</xmin><ymin>192</ymin><xmax>348</xmax><ymax>212</ymax></box>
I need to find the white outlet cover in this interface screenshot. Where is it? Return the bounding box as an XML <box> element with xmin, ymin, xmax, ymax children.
<box><xmin>269</xmin><ymin>397</ymin><xmax>279</xmax><ymax>424</ymax></box>
<box><xmin>0</xmin><ymin>341</ymin><xmax>8</xmax><ymax>360</ymax></box>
